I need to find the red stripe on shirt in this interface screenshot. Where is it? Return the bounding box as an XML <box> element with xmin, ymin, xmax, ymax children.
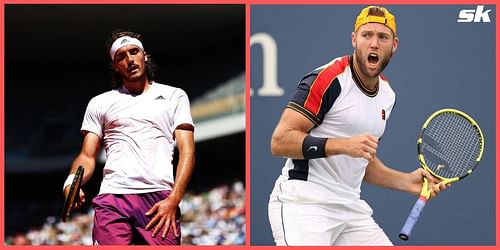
<box><xmin>304</xmin><ymin>55</ymin><xmax>349</xmax><ymax>116</ymax></box>
<box><xmin>380</xmin><ymin>73</ymin><xmax>389</xmax><ymax>82</ymax></box>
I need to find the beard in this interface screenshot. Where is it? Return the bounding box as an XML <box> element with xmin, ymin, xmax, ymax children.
<box><xmin>354</xmin><ymin>47</ymin><xmax>393</xmax><ymax>78</ymax></box>
<box><xmin>123</xmin><ymin>73</ymin><xmax>145</xmax><ymax>83</ymax></box>
<box><xmin>122</xmin><ymin>67</ymin><xmax>147</xmax><ymax>83</ymax></box>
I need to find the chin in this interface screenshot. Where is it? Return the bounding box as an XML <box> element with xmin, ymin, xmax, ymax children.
<box><xmin>364</xmin><ymin>66</ymin><xmax>381</xmax><ymax>78</ymax></box>
<box><xmin>369</xmin><ymin>68</ymin><xmax>382</xmax><ymax>77</ymax></box>
<box><xmin>126</xmin><ymin>74</ymin><xmax>145</xmax><ymax>82</ymax></box>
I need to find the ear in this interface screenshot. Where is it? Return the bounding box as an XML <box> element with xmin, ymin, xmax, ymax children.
<box><xmin>351</xmin><ymin>32</ymin><xmax>356</xmax><ymax>49</ymax></box>
<box><xmin>144</xmin><ymin>52</ymin><xmax>149</xmax><ymax>62</ymax></box>
<box><xmin>111</xmin><ymin>63</ymin><xmax>119</xmax><ymax>72</ymax></box>
<box><xmin>392</xmin><ymin>37</ymin><xmax>399</xmax><ymax>54</ymax></box>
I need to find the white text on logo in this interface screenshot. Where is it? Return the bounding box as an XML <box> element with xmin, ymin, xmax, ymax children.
<box><xmin>457</xmin><ymin>5</ymin><xmax>492</xmax><ymax>23</ymax></box>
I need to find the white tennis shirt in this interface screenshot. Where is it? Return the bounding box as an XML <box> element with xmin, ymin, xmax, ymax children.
<box><xmin>81</xmin><ymin>82</ymin><xmax>194</xmax><ymax>195</ymax></box>
<box><xmin>278</xmin><ymin>55</ymin><xmax>396</xmax><ymax>204</ymax></box>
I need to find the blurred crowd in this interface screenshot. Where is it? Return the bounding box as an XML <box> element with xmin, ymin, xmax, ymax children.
<box><xmin>5</xmin><ymin>181</ymin><xmax>245</xmax><ymax>246</ymax></box>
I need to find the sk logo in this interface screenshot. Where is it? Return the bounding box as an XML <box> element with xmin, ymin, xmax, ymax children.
<box><xmin>457</xmin><ymin>5</ymin><xmax>492</xmax><ymax>23</ymax></box>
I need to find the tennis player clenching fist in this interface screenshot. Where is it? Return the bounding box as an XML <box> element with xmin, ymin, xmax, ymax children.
<box><xmin>268</xmin><ymin>6</ymin><xmax>449</xmax><ymax>246</ymax></box>
<box><xmin>62</xmin><ymin>30</ymin><xmax>195</xmax><ymax>245</ymax></box>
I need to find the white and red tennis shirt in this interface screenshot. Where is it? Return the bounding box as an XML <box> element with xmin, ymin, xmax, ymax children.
<box><xmin>279</xmin><ymin>55</ymin><xmax>396</xmax><ymax>203</ymax></box>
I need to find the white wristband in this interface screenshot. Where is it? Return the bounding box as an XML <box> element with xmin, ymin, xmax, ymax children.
<box><xmin>63</xmin><ymin>174</ymin><xmax>76</xmax><ymax>192</ymax></box>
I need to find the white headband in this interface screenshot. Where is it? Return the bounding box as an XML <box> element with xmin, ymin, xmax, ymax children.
<box><xmin>109</xmin><ymin>36</ymin><xmax>144</xmax><ymax>60</ymax></box>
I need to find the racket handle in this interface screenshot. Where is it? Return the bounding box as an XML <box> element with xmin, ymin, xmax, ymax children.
<box><xmin>399</xmin><ymin>197</ymin><xmax>427</xmax><ymax>241</ymax></box>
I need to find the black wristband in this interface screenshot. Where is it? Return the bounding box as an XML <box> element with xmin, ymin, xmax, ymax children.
<box><xmin>302</xmin><ymin>135</ymin><xmax>327</xmax><ymax>159</ymax></box>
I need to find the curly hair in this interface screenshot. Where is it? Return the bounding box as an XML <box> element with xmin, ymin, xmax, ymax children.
<box><xmin>106</xmin><ymin>29</ymin><xmax>157</xmax><ymax>88</ymax></box>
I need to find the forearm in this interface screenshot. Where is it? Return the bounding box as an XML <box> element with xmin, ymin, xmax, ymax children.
<box><xmin>69</xmin><ymin>154</ymin><xmax>96</xmax><ymax>185</ymax></box>
<box><xmin>272</xmin><ymin>131</ymin><xmax>378</xmax><ymax>162</ymax></box>
<box><xmin>272</xmin><ymin>132</ymin><xmax>350</xmax><ymax>159</ymax></box>
<box><xmin>170</xmin><ymin>127</ymin><xmax>195</xmax><ymax>204</ymax></box>
<box><xmin>271</xmin><ymin>128</ymin><xmax>308</xmax><ymax>159</ymax></box>
<box><xmin>170</xmin><ymin>152</ymin><xmax>195</xmax><ymax>204</ymax></box>
<box><xmin>364</xmin><ymin>157</ymin><xmax>408</xmax><ymax>192</ymax></box>
<box><xmin>65</xmin><ymin>132</ymin><xmax>101</xmax><ymax>187</ymax></box>
<box><xmin>270</xmin><ymin>118</ymin><xmax>333</xmax><ymax>159</ymax></box>
<box><xmin>325</xmin><ymin>137</ymin><xmax>352</xmax><ymax>156</ymax></box>
<box><xmin>270</xmin><ymin>108</ymin><xmax>377</xmax><ymax>160</ymax></box>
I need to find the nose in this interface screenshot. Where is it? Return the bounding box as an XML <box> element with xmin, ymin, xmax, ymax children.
<box><xmin>125</xmin><ymin>52</ymin><xmax>134</xmax><ymax>63</ymax></box>
<box><xmin>369</xmin><ymin>38</ymin><xmax>379</xmax><ymax>49</ymax></box>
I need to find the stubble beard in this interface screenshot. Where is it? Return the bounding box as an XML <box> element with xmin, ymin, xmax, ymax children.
<box><xmin>123</xmin><ymin>69</ymin><xmax>147</xmax><ymax>84</ymax></box>
<box><xmin>354</xmin><ymin>47</ymin><xmax>393</xmax><ymax>78</ymax></box>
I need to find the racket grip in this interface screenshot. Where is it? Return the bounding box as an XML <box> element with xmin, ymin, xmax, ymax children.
<box><xmin>399</xmin><ymin>197</ymin><xmax>427</xmax><ymax>241</ymax></box>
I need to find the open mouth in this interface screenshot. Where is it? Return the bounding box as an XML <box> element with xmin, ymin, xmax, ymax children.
<box><xmin>368</xmin><ymin>53</ymin><xmax>379</xmax><ymax>65</ymax></box>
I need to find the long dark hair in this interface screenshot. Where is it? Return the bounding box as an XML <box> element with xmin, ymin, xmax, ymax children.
<box><xmin>106</xmin><ymin>29</ymin><xmax>157</xmax><ymax>88</ymax></box>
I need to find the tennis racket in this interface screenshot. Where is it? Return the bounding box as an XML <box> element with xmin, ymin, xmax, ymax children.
<box><xmin>398</xmin><ymin>108</ymin><xmax>484</xmax><ymax>241</ymax></box>
<box><xmin>61</xmin><ymin>165</ymin><xmax>84</xmax><ymax>222</ymax></box>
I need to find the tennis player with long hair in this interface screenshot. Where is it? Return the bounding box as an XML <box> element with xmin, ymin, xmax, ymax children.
<box><xmin>62</xmin><ymin>30</ymin><xmax>195</xmax><ymax>245</ymax></box>
<box><xmin>268</xmin><ymin>6</ymin><xmax>449</xmax><ymax>245</ymax></box>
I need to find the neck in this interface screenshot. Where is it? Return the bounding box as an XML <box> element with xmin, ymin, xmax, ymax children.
<box><xmin>123</xmin><ymin>78</ymin><xmax>151</xmax><ymax>94</ymax></box>
<box><xmin>352</xmin><ymin>56</ymin><xmax>379</xmax><ymax>90</ymax></box>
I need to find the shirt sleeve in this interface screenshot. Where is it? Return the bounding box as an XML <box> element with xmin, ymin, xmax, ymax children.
<box><xmin>80</xmin><ymin>96</ymin><xmax>104</xmax><ymax>138</ymax></box>
<box><xmin>173</xmin><ymin>89</ymin><xmax>195</xmax><ymax>130</ymax></box>
<box><xmin>287</xmin><ymin>72</ymin><xmax>342</xmax><ymax>126</ymax></box>
<box><xmin>286</xmin><ymin>57</ymin><xmax>348</xmax><ymax>126</ymax></box>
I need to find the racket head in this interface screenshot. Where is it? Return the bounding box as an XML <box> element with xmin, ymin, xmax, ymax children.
<box><xmin>61</xmin><ymin>166</ymin><xmax>84</xmax><ymax>222</ymax></box>
<box><xmin>417</xmin><ymin>108</ymin><xmax>484</xmax><ymax>182</ymax></box>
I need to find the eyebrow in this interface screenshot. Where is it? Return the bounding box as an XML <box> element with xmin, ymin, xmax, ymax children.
<box><xmin>114</xmin><ymin>51</ymin><xmax>126</xmax><ymax>59</ymax></box>
<box><xmin>360</xmin><ymin>29</ymin><xmax>392</xmax><ymax>38</ymax></box>
<box><xmin>115</xmin><ymin>47</ymin><xmax>140</xmax><ymax>55</ymax></box>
